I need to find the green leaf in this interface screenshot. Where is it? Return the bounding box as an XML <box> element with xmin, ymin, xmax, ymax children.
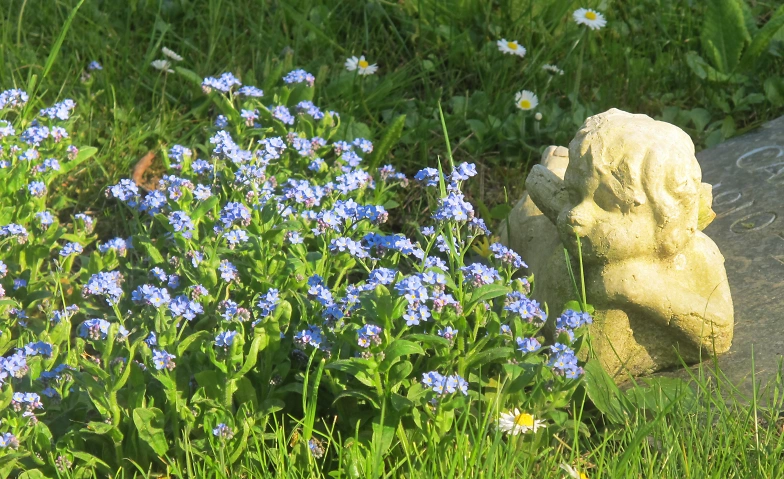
<box><xmin>582</xmin><ymin>360</ymin><xmax>629</xmax><ymax>425</ymax></box>
<box><xmin>490</xmin><ymin>203</ymin><xmax>512</xmax><ymax>220</ymax></box>
<box><xmin>764</xmin><ymin>76</ymin><xmax>784</xmax><ymax>107</ymax></box>
<box><xmin>371</xmin><ymin>407</ymin><xmax>401</xmax><ymax>460</ymax></box>
<box><xmin>133</xmin><ymin>236</ymin><xmax>165</xmax><ymax>264</ymax></box>
<box><xmin>70</xmin><ymin>451</ymin><xmax>111</xmax><ymax>471</ymax></box>
<box><xmin>194</xmin><ymin>370</ymin><xmax>222</xmax><ymax>399</ymax></box>
<box><xmin>379</xmin><ymin>340</ymin><xmax>425</xmax><ymax>371</ymax></box>
<box><xmin>685</xmin><ymin>51</ymin><xmax>736</xmax><ymax>82</ymax></box>
<box><xmin>177</xmin><ymin>330</ymin><xmax>210</xmax><ymax>356</ymax></box>
<box><xmin>700</xmin><ymin>0</ymin><xmax>750</xmax><ymax>73</ymax></box>
<box><xmin>83</xmin><ymin>422</ymin><xmax>124</xmax><ymax>443</ymax></box>
<box><xmin>0</xmin><ymin>385</ymin><xmax>13</xmax><ymax>412</ymax></box>
<box><xmin>390</xmin><ymin>392</ymin><xmax>413</xmax><ymax>411</ymax></box>
<box><xmin>625</xmin><ymin>377</ymin><xmax>697</xmax><ymax>413</ymax></box>
<box><xmin>287</xmin><ymin>83</ymin><xmax>315</xmax><ymax>107</ymax></box>
<box><xmin>466</xmin><ymin>283</ymin><xmax>509</xmax><ymax>314</ymax></box>
<box><xmin>403</xmin><ymin>333</ymin><xmax>451</xmax><ymax>349</ymax></box>
<box><xmin>174</xmin><ymin>66</ymin><xmax>204</xmax><ymax>87</ymax></box>
<box><xmin>387</xmin><ymin>360</ymin><xmax>413</xmax><ymax>389</ymax></box>
<box><xmin>333</xmin><ymin>389</ymin><xmax>381</xmax><ymax>409</ymax></box>
<box><xmin>61</xmin><ymin>146</ymin><xmax>98</xmax><ymax>175</ymax></box>
<box><xmin>40</xmin><ymin>0</ymin><xmax>85</xmax><ymax>81</ymax></box>
<box><xmin>235</xmin><ymin>376</ymin><xmax>259</xmax><ymax>410</ymax></box>
<box><xmin>338</xmin><ymin>120</ymin><xmax>372</xmax><ymax>142</ymax></box>
<box><xmin>739</xmin><ymin>6</ymin><xmax>784</xmax><ymax>69</ymax></box>
<box><xmin>19</xmin><ymin>470</ymin><xmax>47</xmax><ymax>479</ymax></box>
<box><xmin>132</xmin><ymin>407</ymin><xmax>169</xmax><ymax>456</ymax></box>
<box><xmin>465</xmin><ymin>346</ymin><xmax>513</xmax><ymax>369</ymax></box>
<box><xmin>190</xmin><ymin>196</ymin><xmax>219</xmax><ymax>222</ymax></box>
<box><xmin>232</xmin><ymin>328</ymin><xmax>268</xmax><ymax>379</ymax></box>
<box><xmin>369</xmin><ymin>114</ymin><xmax>406</xmax><ymax>169</ymax></box>
<box><xmin>326</xmin><ymin>358</ymin><xmax>376</xmax><ymax>387</ymax></box>
<box><xmin>689</xmin><ymin>108</ymin><xmax>713</xmax><ymax>133</ymax></box>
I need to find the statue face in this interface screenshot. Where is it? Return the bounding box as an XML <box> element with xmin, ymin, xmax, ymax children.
<box><xmin>556</xmin><ymin>154</ymin><xmax>658</xmax><ymax>264</ymax></box>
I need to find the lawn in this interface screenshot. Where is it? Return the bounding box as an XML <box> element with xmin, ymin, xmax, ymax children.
<box><xmin>1</xmin><ymin>0</ymin><xmax>784</xmax><ymax>477</ymax></box>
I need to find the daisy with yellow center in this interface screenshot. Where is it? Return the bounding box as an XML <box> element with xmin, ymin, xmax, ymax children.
<box><xmin>573</xmin><ymin>8</ymin><xmax>607</xmax><ymax>30</ymax></box>
<box><xmin>345</xmin><ymin>56</ymin><xmax>379</xmax><ymax>76</ymax></box>
<box><xmin>497</xmin><ymin>39</ymin><xmax>526</xmax><ymax>58</ymax></box>
<box><xmin>542</xmin><ymin>64</ymin><xmax>565</xmax><ymax>76</ymax></box>
<box><xmin>498</xmin><ymin>408</ymin><xmax>546</xmax><ymax>435</ymax></box>
<box><xmin>560</xmin><ymin>463</ymin><xmax>589</xmax><ymax>479</ymax></box>
<box><xmin>514</xmin><ymin>90</ymin><xmax>538</xmax><ymax>111</ymax></box>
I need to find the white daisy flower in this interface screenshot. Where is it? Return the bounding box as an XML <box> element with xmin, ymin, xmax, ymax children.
<box><xmin>497</xmin><ymin>408</ymin><xmax>546</xmax><ymax>435</ymax></box>
<box><xmin>497</xmin><ymin>39</ymin><xmax>526</xmax><ymax>58</ymax></box>
<box><xmin>535</xmin><ymin>112</ymin><xmax>543</xmax><ymax>121</ymax></box>
<box><xmin>162</xmin><ymin>47</ymin><xmax>183</xmax><ymax>62</ymax></box>
<box><xmin>514</xmin><ymin>90</ymin><xmax>539</xmax><ymax>111</ymax></box>
<box><xmin>573</xmin><ymin>8</ymin><xmax>607</xmax><ymax>30</ymax></box>
<box><xmin>560</xmin><ymin>463</ymin><xmax>589</xmax><ymax>479</ymax></box>
<box><xmin>345</xmin><ymin>56</ymin><xmax>378</xmax><ymax>76</ymax></box>
<box><xmin>542</xmin><ymin>64</ymin><xmax>565</xmax><ymax>75</ymax></box>
<box><xmin>150</xmin><ymin>59</ymin><xmax>174</xmax><ymax>73</ymax></box>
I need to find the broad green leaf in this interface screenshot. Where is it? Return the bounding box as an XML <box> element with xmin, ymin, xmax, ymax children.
<box><xmin>133</xmin><ymin>236</ymin><xmax>165</xmax><ymax>264</ymax></box>
<box><xmin>739</xmin><ymin>6</ymin><xmax>784</xmax><ymax>69</ymax></box>
<box><xmin>70</xmin><ymin>451</ymin><xmax>111</xmax><ymax>471</ymax></box>
<box><xmin>194</xmin><ymin>370</ymin><xmax>222</xmax><ymax>399</ymax></box>
<box><xmin>379</xmin><ymin>340</ymin><xmax>425</xmax><ymax>371</ymax></box>
<box><xmin>235</xmin><ymin>376</ymin><xmax>259</xmax><ymax>410</ymax></box>
<box><xmin>174</xmin><ymin>66</ymin><xmax>204</xmax><ymax>87</ymax></box>
<box><xmin>626</xmin><ymin>377</ymin><xmax>697</xmax><ymax>412</ymax></box>
<box><xmin>132</xmin><ymin>407</ymin><xmax>169</xmax><ymax>456</ymax></box>
<box><xmin>490</xmin><ymin>203</ymin><xmax>512</xmax><ymax>220</ymax></box>
<box><xmin>389</xmin><ymin>392</ymin><xmax>413</xmax><ymax>411</ymax></box>
<box><xmin>19</xmin><ymin>470</ymin><xmax>46</xmax><ymax>479</ymax></box>
<box><xmin>0</xmin><ymin>385</ymin><xmax>13</xmax><ymax>412</ymax></box>
<box><xmin>232</xmin><ymin>328</ymin><xmax>268</xmax><ymax>379</ymax></box>
<box><xmin>333</xmin><ymin>389</ymin><xmax>380</xmax><ymax>409</ymax></box>
<box><xmin>83</xmin><ymin>422</ymin><xmax>124</xmax><ymax>443</ymax></box>
<box><xmin>465</xmin><ymin>346</ymin><xmax>513</xmax><ymax>369</ymax></box>
<box><xmin>61</xmin><ymin>146</ymin><xmax>98</xmax><ymax>175</ymax></box>
<box><xmin>371</xmin><ymin>407</ymin><xmax>401</xmax><ymax>461</ymax></box>
<box><xmin>326</xmin><ymin>358</ymin><xmax>376</xmax><ymax>387</ymax></box>
<box><xmin>689</xmin><ymin>108</ymin><xmax>713</xmax><ymax>133</ymax></box>
<box><xmin>177</xmin><ymin>330</ymin><xmax>210</xmax><ymax>356</ymax></box>
<box><xmin>403</xmin><ymin>333</ymin><xmax>451</xmax><ymax>349</ymax></box>
<box><xmin>764</xmin><ymin>76</ymin><xmax>784</xmax><ymax>107</ymax></box>
<box><xmin>582</xmin><ymin>360</ymin><xmax>629</xmax><ymax>425</ymax></box>
<box><xmin>700</xmin><ymin>0</ymin><xmax>750</xmax><ymax>73</ymax></box>
<box><xmin>466</xmin><ymin>283</ymin><xmax>509</xmax><ymax>313</ymax></box>
<box><xmin>190</xmin><ymin>196</ymin><xmax>219</xmax><ymax>222</ymax></box>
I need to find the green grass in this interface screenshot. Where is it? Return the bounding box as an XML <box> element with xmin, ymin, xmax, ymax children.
<box><xmin>5</xmin><ymin>0</ymin><xmax>784</xmax><ymax>217</ymax></box>
<box><xmin>112</xmin><ymin>361</ymin><xmax>784</xmax><ymax>478</ymax></box>
<box><xmin>3</xmin><ymin>0</ymin><xmax>784</xmax><ymax>477</ymax></box>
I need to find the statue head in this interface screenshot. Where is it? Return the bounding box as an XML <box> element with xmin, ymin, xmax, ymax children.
<box><xmin>556</xmin><ymin>109</ymin><xmax>702</xmax><ymax>264</ymax></box>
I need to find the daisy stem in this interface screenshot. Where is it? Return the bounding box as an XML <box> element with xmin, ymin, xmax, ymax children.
<box><xmin>359</xmin><ymin>80</ymin><xmax>381</xmax><ymax>129</ymax></box>
<box><xmin>572</xmin><ymin>31</ymin><xmax>587</xmax><ymax>106</ymax></box>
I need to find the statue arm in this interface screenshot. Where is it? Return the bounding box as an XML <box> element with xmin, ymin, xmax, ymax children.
<box><xmin>603</xmin><ymin>261</ymin><xmax>733</xmax><ymax>354</ymax></box>
<box><xmin>526</xmin><ymin>165</ymin><xmax>569</xmax><ymax>225</ymax></box>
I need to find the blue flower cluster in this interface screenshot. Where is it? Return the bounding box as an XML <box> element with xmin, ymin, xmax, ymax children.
<box><xmin>282</xmin><ymin>69</ymin><xmax>316</xmax><ymax>87</ymax></box>
<box><xmin>357</xmin><ymin>324</ymin><xmax>382</xmax><ymax>348</ymax></box>
<box><xmin>548</xmin><ymin>343</ymin><xmax>583</xmax><ymax>379</ymax></box>
<box><xmin>0</xmin><ymin>72</ymin><xmax>597</xmax><ymax>468</ymax></box>
<box><xmin>421</xmin><ymin>371</ymin><xmax>469</xmax><ymax>396</ymax></box>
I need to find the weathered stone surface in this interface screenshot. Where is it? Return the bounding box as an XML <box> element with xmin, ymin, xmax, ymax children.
<box><xmin>501</xmin><ymin>109</ymin><xmax>735</xmax><ymax>379</ymax></box>
<box><xmin>695</xmin><ymin>115</ymin><xmax>784</xmax><ymax>392</ymax></box>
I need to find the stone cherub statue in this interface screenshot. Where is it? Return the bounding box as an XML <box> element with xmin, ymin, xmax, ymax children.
<box><xmin>501</xmin><ymin>109</ymin><xmax>734</xmax><ymax>378</ymax></box>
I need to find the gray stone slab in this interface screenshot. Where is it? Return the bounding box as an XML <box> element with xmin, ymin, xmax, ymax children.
<box><xmin>695</xmin><ymin>116</ymin><xmax>784</xmax><ymax>395</ymax></box>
